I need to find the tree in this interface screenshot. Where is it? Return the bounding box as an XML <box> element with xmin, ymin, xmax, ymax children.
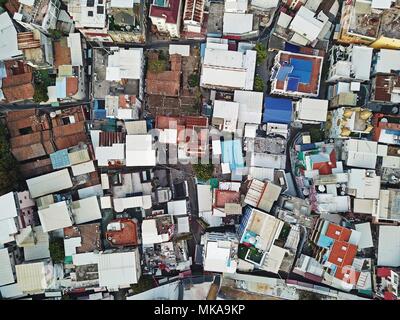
<box><xmin>254</xmin><ymin>43</ymin><xmax>267</xmax><ymax>65</ymax></box>
<box><xmin>254</xmin><ymin>75</ymin><xmax>265</xmax><ymax>92</ymax></box>
<box><xmin>148</xmin><ymin>59</ymin><xmax>167</xmax><ymax>73</ymax></box>
<box><xmin>33</xmin><ymin>70</ymin><xmax>52</xmax><ymax>103</ymax></box>
<box><xmin>130</xmin><ymin>276</ymin><xmax>155</xmax><ymax>295</ymax></box>
<box><xmin>193</xmin><ymin>163</ymin><xmax>214</xmax><ymax>181</ymax></box>
<box><xmin>0</xmin><ymin>122</ymin><xmax>22</xmax><ymax>195</ymax></box>
<box><xmin>48</xmin><ymin>29</ymin><xmax>63</xmax><ymax>40</ymax></box>
<box><xmin>299</xmin><ymin>290</ymin><xmax>323</xmax><ymax>300</ymax></box>
<box><xmin>33</xmin><ymin>84</ymin><xmax>49</xmax><ymax>103</ymax></box>
<box><xmin>49</xmin><ymin>238</ymin><xmax>65</xmax><ymax>263</ymax></box>
<box><xmin>188</xmin><ymin>73</ymin><xmax>200</xmax><ymax>87</ymax></box>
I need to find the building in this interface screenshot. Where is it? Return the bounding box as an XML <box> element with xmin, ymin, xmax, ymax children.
<box><xmin>303</xmin><ymin>218</ymin><xmax>363</xmax><ymax>291</ymax></box>
<box><xmin>108</xmin><ymin>0</ymin><xmax>146</xmax><ymax>44</ymax></box>
<box><xmin>142</xmin><ymin>216</ymin><xmax>174</xmax><ymax>245</ymax></box>
<box><xmin>98</xmin><ymin>250</ymin><xmax>141</xmax><ymax>289</ymax></box>
<box><xmin>0</xmin><ymin>192</ymin><xmax>19</xmax><ymax>244</ymax></box>
<box><xmin>105</xmin><ymin>218</ymin><xmax>139</xmax><ymax>247</ymax></box>
<box><xmin>343</xmin><ymin>139</ymin><xmax>378</xmax><ymax>169</ymax></box>
<box><xmin>15</xmin><ymin>261</ymin><xmax>51</xmax><ymax>294</ymax></box>
<box><xmin>262</xmin><ymin>96</ymin><xmax>293</xmax><ymax>125</ymax></box>
<box><xmin>17</xmin><ymin>30</ymin><xmax>53</xmax><ymax>69</ymax></box>
<box><xmin>38</xmin><ymin>201</ymin><xmax>74</xmax><ymax>232</ymax></box>
<box><xmin>211</xmin><ymin>100</ymin><xmax>239</xmax><ymax>133</ymax></box>
<box><xmin>126</xmin><ymin>134</ymin><xmax>156</xmax><ymax>167</ymax></box>
<box><xmin>67</xmin><ymin>0</ymin><xmax>110</xmax><ymax>42</ymax></box>
<box><xmin>327</xmin><ymin>45</ymin><xmax>373</xmax><ymax>83</ymax></box>
<box><xmin>374</xmin><ymin>267</ymin><xmax>400</xmax><ymax>300</ymax></box>
<box><xmin>149</xmin><ymin>0</ymin><xmax>183</xmax><ymax>38</ymax></box>
<box><xmin>270</xmin><ymin>50</ymin><xmax>324</xmax><ymax>97</ymax></box>
<box><xmin>370</xmin><ymin>74</ymin><xmax>400</xmax><ymax>103</ymax></box>
<box><xmin>294</xmin><ymin>98</ymin><xmax>328</xmax><ymax>124</ymax></box>
<box><xmin>370</xmin><ymin>7</ymin><xmax>400</xmax><ymax>49</ymax></box>
<box><xmin>372</xmin><ymin>49</ymin><xmax>400</xmax><ymax>75</ymax></box>
<box><xmin>372</xmin><ymin>113</ymin><xmax>400</xmax><ymax>146</ymax></box>
<box><xmin>238</xmin><ymin>207</ymin><xmax>292</xmax><ymax>273</ymax></box>
<box><xmin>0</xmin><ymin>248</ymin><xmax>14</xmax><ymax>287</ymax></box>
<box><xmin>0</xmin><ymin>12</ymin><xmax>22</xmax><ymax>61</ymax></box>
<box><xmin>146</xmin><ymin>53</ymin><xmax>181</xmax><ymax>97</ymax></box>
<box><xmin>0</xmin><ymin>60</ymin><xmax>34</xmax><ymax>103</ymax></box>
<box><xmin>378</xmin><ymin>226</ymin><xmax>400</xmax><ymax>267</ymax></box>
<box><xmin>327</xmin><ymin>107</ymin><xmax>373</xmax><ymax>138</ymax></box>
<box><xmin>244</xmin><ymin>179</ymin><xmax>282</xmax><ymax>213</ymax></box>
<box><xmin>14</xmin><ymin>0</ymin><xmax>61</xmax><ymax>34</ymax></box>
<box><xmin>234</xmin><ymin>90</ymin><xmax>263</xmax><ymax>130</ymax></box>
<box><xmin>201</xmin><ymin>232</ymin><xmax>239</xmax><ymax>273</ymax></box>
<box><xmin>223</xmin><ymin>12</ymin><xmax>258</xmax><ymax>39</ymax></box>
<box><xmin>106</xmin><ymin>48</ymin><xmax>144</xmax><ymax>100</ymax></box>
<box><xmin>200</xmin><ymin>40</ymin><xmax>256</xmax><ymax>91</ymax></box>
<box><xmin>26</xmin><ymin>169</ymin><xmax>73</xmax><ymax>198</ymax></box>
<box><xmin>273</xmin><ymin>0</ymin><xmax>339</xmax><ymax>49</ymax></box>
<box><xmin>337</xmin><ymin>0</ymin><xmax>381</xmax><ymax>45</ymax></box>
<box><xmin>182</xmin><ymin>0</ymin><xmax>205</xmax><ymax>36</ymax></box>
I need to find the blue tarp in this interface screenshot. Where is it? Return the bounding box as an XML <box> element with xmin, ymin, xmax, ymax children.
<box><xmin>262</xmin><ymin>96</ymin><xmax>293</xmax><ymax>124</ymax></box>
<box><xmin>276</xmin><ymin>65</ymin><xmax>293</xmax><ymax>81</ymax></box>
<box><xmin>317</xmin><ymin>234</ymin><xmax>334</xmax><ymax>249</ymax></box>
<box><xmin>284</xmin><ymin>43</ymin><xmax>301</xmax><ymax>53</ymax></box>
<box><xmin>50</xmin><ymin>149</ymin><xmax>70</xmax><ymax>169</ymax></box>
<box><xmin>222</xmin><ymin>139</ymin><xmax>244</xmax><ymax>171</ymax></box>
<box><xmin>287</xmin><ymin>77</ymin><xmax>300</xmax><ymax>91</ymax></box>
<box><xmin>290</xmin><ymin>58</ymin><xmax>312</xmax><ymax>84</ymax></box>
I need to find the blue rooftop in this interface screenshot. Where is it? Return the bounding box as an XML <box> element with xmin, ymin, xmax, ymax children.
<box><xmin>222</xmin><ymin>139</ymin><xmax>244</xmax><ymax>171</ymax></box>
<box><xmin>263</xmin><ymin>96</ymin><xmax>293</xmax><ymax>124</ymax></box>
<box><xmin>50</xmin><ymin>149</ymin><xmax>70</xmax><ymax>170</ymax></box>
<box><xmin>290</xmin><ymin>58</ymin><xmax>312</xmax><ymax>84</ymax></box>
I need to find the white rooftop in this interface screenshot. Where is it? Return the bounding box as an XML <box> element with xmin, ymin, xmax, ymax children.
<box><xmin>67</xmin><ymin>0</ymin><xmax>106</xmax><ymax>28</ymax></box>
<box><xmin>213</xmin><ymin>100</ymin><xmax>240</xmax><ymax>132</ymax></box>
<box><xmin>26</xmin><ymin>169</ymin><xmax>73</xmax><ymax>198</ymax></box>
<box><xmin>169</xmin><ymin>44</ymin><xmax>190</xmax><ymax>57</ymax></box>
<box><xmin>351</xmin><ymin>46</ymin><xmax>373</xmax><ymax>81</ymax></box>
<box><xmin>106</xmin><ymin>48</ymin><xmax>143</xmax><ymax>81</ymax></box>
<box><xmin>355</xmin><ymin>223</ymin><xmax>373</xmax><ymax>249</ymax></box>
<box><xmin>375</xmin><ymin>49</ymin><xmax>400</xmax><ymax>74</ymax></box>
<box><xmin>167</xmin><ymin>200</ymin><xmax>187</xmax><ymax>215</ymax></box>
<box><xmin>234</xmin><ymin>90</ymin><xmax>263</xmax><ymax>127</ymax></box>
<box><xmin>16</xmin><ymin>262</ymin><xmax>48</xmax><ymax>294</ymax></box>
<box><xmin>378</xmin><ymin>226</ymin><xmax>400</xmax><ymax>267</ymax></box>
<box><xmin>71</xmin><ymin>196</ymin><xmax>102</xmax><ymax>224</ymax></box>
<box><xmin>345</xmin><ymin>139</ymin><xmax>378</xmax><ymax>169</ymax></box>
<box><xmin>0</xmin><ymin>248</ymin><xmax>14</xmax><ymax>286</ymax></box>
<box><xmin>296</xmin><ymin>98</ymin><xmax>328</xmax><ymax>122</ymax></box>
<box><xmin>38</xmin><ymin>201</ymin><xmax>73</xmax><ymax>232</ymax></box>
<box><xmin>0</xmin><ymin>12</ymin><xmax>22</xmax><ymax>61</ymax></box>
<box><xmin>98</xmin><ymin>250</ymin><xmax>141</xmax><ymax>288</ymax></box>
<box><xmin>223</xmin><ymin>13</ymin><xmax>253</xmax><ymax>35</ymax></box>
<box><xmin>289</xmin><ymin>6</ymin><xmax>325</xmax><ymax>42</ymax></box>
<box><xmin>67</xmin><ymin>33</ymin><xmax>83</xmax><ymax>67</ymax></box>
<box><xmin>95</xmin><ymin>143</ymin><xmax>125</xmax><ymax>167</ymax></box>
<box><xmin>126</xmin><ymin>134</ymin><xmax>156</xmax><ymax>167</ymax></box>
<box><xmin>197</xmin><ymin>184</ymin><xmax>213</xmax><ymax>213</ymax></box>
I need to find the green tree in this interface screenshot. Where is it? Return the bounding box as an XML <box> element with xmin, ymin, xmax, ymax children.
<box><xmin>188</xmin><ymin>73</ymin><xmax>200</xmax><ymax>87</ymax></box>
<box><xmin>0</xmin><ymin>122</ymin><xmax>22</xmax><ymax>195</ymax></box>
<box><xmin>49</xmin><ymin>238</ymin><xmax>65</xmax><ymax>263</ymax></box>
<box><xmin>254</xmin><ymin>75</ymin><xmax>265</xmax><ymax>92</ymax></box>
<box><xmin>33</xmin><ymin>84</ymin><xmax>49</xmax><ymax>103</ymax></box>
<box><xmin>193</xmin><ymin>163</ymin><xmax>214</xmax><ymax>181</ymax></box>
<box><xmin>254</xmin><ymin>43</ymin><xmax>267</xmax><ymax>65</ymax></box>
<box><xmin>130</xmin><ymin>276</ymin><xmax>155</xmax><ymax>295</ymax></box>
<box><xmin>148</xmin><ymin>59</ymin><xmax>167</xmax><ymax>73</ymax></box>
<box><xmin>299</xmin><ymin>290</ymin><xmax>323</xmax><ymax>300</ymax></box>
<box><xmin>48</xmin><ymin>29</ymin><xmax>63</xmax><ymax>40</ymax></box>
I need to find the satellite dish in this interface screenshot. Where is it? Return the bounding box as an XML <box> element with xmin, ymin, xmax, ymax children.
<box><xmin>50</xmin><ymin>112</ymin><xmax>56</xmax><ymax>118</ymax></box>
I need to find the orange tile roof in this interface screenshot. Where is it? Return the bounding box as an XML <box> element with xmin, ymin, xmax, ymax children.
<box><xmin>2</xmin><ymin>83</ymin><xmax>34</xmax><ymax>102</ymax></box>
<box><xmin>53</xmin><ymin>38</ymin><xmax>72</xmax><ymax>68</ymax></box>
<box><xmin>105</xmin><ymin>219</ymin><xmax>138</xmax><ymax>246</ymax></box>
<box><xmin>66</xmin><ymin>77</ymin><xmax>79</xmax><ymax>96</ymax></box>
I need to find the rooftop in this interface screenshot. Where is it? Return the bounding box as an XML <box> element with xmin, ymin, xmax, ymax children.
<box><xmin>105</xmin><ymin>218</ymin><xmax>138</xmax><ymax>246</ymax></box>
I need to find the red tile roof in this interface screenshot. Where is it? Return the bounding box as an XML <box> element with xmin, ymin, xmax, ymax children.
<box><xmin>105</xmin><ymin>218</ymin><xmax>138</xmax><ymax>247</ymax></box>
<box><xmin>150</xmin><ymin>0</ymin><xmax>181</xmax><ymax>24</ymax></box>
<box><xmin>214</xmin><ymin>189</ymin><xmax>240</xmax><ymax>208</ymax></box>
<box><xmin>325</xmin><ymin>223</ymin><xmax>352</xmax><ymax>242</ymax></box>
<box><xmin>66</xmin><ymin>77</ymin><xmax>79</xmax><ymax>96</ymax></box>
<box><xmin>377</xmin><ymin>267</ymin><xmax>392</xmax><ymax>278</ymax></box>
